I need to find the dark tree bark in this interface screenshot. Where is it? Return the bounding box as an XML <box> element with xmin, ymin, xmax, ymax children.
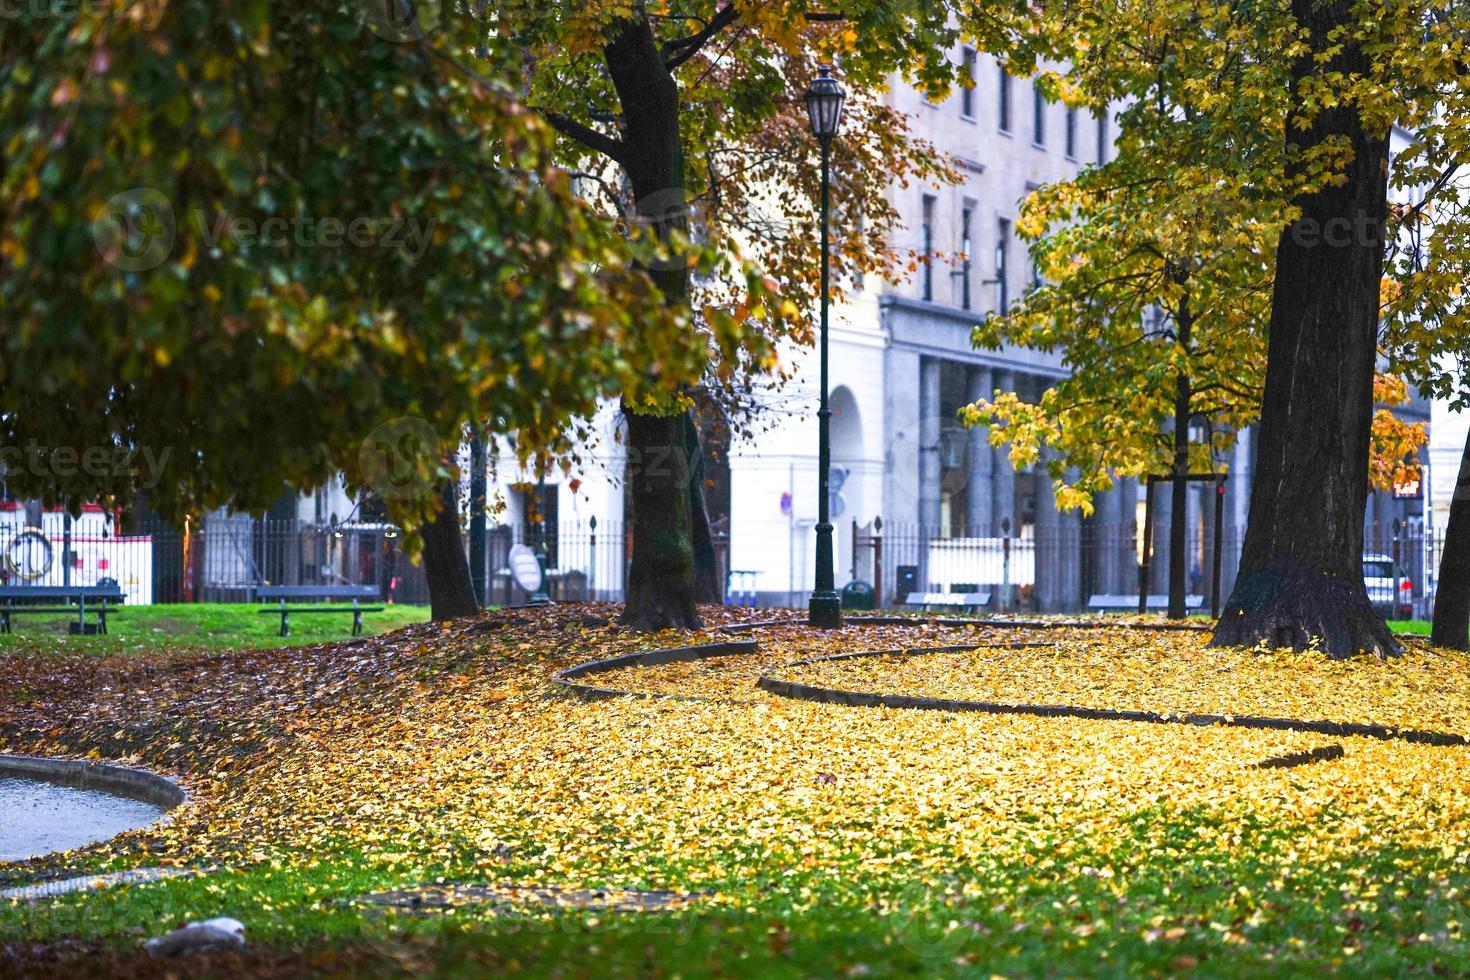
<box><xmin>1211</xmin><ymin>0</ymin><xmax>1397</xmax><ymax>658</ymax></box>
<box><xmin>1431</xmin><ymin>431</ymin><xmax>1470</xmax><ymax>649</ymax></box>
<box><xmin>421</xmin><ymin>477</ymin><xmax>478</xmax><ymax>622</ymax></box>
<box><xmin>1167</xmin><ymin>296</ymin><xmax>1193</xmax><ymax>619</ymax></box>
<box><xmin>605</xmin><ymin>16</ymin><xmax>703</xmax><ymax>630</ymax></box>
<box><xmin>622</xmin><ymin>407</ymin><xmax>700</xmax><ymax>630</ymax></box>
<box><xmin>686</xmin><ymin>410</ymin><xmax>723</xmax><ymax>605</ymax></box>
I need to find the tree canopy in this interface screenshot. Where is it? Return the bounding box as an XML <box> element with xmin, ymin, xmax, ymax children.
<box><xmin>0</xmin><ymin>0</ymin><xmax>713</xmax><ymax>533</ymax></box>
<box><xmin>965</xmin><ymin>0</ymin><xmax>1429</xmax><ymax>514</ymax></box>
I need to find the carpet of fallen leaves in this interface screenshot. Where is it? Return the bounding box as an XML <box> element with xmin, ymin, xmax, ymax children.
<box><xmin>767</xmin><ymin>633</ymin><xmax>1470</xmax><ymax>733</ymax></box>
<box><xmin>4</xmin><ymin>604</ymin><xmax>1470</xmax><ymax>971</ymax></box>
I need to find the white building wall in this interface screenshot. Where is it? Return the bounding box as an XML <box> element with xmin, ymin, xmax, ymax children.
<box><xmin>729</xmin><ymin>292</ymin><xmax>887</xmax><ymax>603</ymax></box>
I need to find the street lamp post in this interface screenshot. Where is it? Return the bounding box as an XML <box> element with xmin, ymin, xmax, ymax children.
<box><xmin>530</xmin><ymin>466</ymin><xmax>551</xmax><ymax>604</ymax></box>
<box><xmin>805</xmin><ymin>64</ymin><xmax>846</xmax><ymax>629</ymax></box>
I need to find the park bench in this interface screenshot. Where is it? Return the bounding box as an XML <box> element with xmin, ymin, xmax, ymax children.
<box><xmin>0</xmin><ymin>584</ymin><xmax>126</xmax><ymax>634</ymax></box>
<box><xmin>901</xmin><ymin>591</ymin><xmax>992</xmax><ymax>612</ymax></box>
<box><xmin>1087</xmin><ymin>593</ymin><xmax>1204</xmax><ymax>614</ymax></box>
<box><xmin>255</xmin><ymin>585</ymin><xmax>383</xmax><ymax>637</ymax></box>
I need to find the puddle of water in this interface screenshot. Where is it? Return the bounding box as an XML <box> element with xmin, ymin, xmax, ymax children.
<box><xmin>0</xmin><ymin>777</ymin><xmax>164</xmax><ymax>862</ymax></box>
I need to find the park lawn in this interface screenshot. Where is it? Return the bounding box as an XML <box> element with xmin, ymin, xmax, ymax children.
<box><xmin>0</xmin><ymin>602</ymin><xmax>430</xmax><ymax>657</ymax></box>
<box><xmin>4</xmin><ymin>606</ymin><xmax>1470</xmax><ymax>976</ymax></box>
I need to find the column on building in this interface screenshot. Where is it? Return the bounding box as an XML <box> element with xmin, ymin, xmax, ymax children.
<box><xmin>1149</xmin><ymin>474</ymin><xmax>1171</xmax><ymax>595</ymax></box>
<box><xmin>882</xmin><ymin>347</ymin><xmax>923</xmax><ymax>604</ymax></box>
<box><xmin>1201</xmin><ymin>474</ymin><xmax>1220</xmax><ymax>610</ymax></box>
<box><xmin>917</xmin><ymin>356</ymin><xmax>943</xmax><ymax>592</ymax></box>
<box><xmin>1112</xmin><ymin>479</ymin><xmax>1139</xmax><ymax>596</ymax></box>
<box><xmin>1187</xmin><ymin>479</ymin><xmax>1205</xmax><ymax>601</ymax></box>
<box><xmin>1220</xmin><ymin>429</ymin><xmax>1251</xmax><ymax>600</ymax></box>
<box><xmin>918</xmin><ymin>357</ymin><xmax>943</xmax><ymax>534</ymax></box>
<box><xmin>991</xmin><ymin>369</ymin><xmax>1016</xmax><ymax>537</ymax></box>
<box><xmin>966</xmin><ymin>365</ymin><xmax>995</xmax><ymax>535</ymax></box>
<box><xmin>1091</xmin><ymin>480</ymin><xmax>1121</xmax><ymax>597</ymax></box>
<box><xmin>1034</xmin><ymin>452</ymin><xmax>1082</xmax><ymax>612</ymax></box>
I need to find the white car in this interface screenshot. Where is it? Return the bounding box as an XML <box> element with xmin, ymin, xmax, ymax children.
<box><xmin>1363</xmin><ymin>553</ymin><xmax>1413</xmax><ymax>619</ymax></box>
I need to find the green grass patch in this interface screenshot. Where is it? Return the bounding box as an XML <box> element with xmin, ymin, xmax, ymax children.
<box><xmin>5</xmin><ymin>810</ymin><xmax>1468</xmax><ymax>976</ymax></box>
<box><xmin>1388</xmin><ymin>619</ymin><xmax>1431</xmax><ymax>635</ymax></box>
<box><xmin>0</xmin><ymin>602</ymin><xmax>429</xmax><ymax>656</ymax></box>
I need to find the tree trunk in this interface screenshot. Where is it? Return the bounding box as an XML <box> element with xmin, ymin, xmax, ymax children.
<box><xmin>606</xmin><ymin>15</ymin><xmax>703</xmax><ymax>630</ymax></box>
<box><xmin>1211</xmin><ymin>0</ymin><xmax>1396</xmax><ymax>658</ymax></box>
<box><xmin>1431</xmin><ymin>430</ymin><xmax>1470</xmax><ymax>649</ymax></box>
<box><xmin>622</xmin><ymin>407</ymin><xmax>701</xmax><ymax>629</ymax></box>
<box><xmin>421</xmin><ymin>476</ymin><xmax>478</xmax><ymax>622</ymax></box>
<box><xmin>1168</xmin><ymin>299</ymin><xmax>1193</xmax><ymax>619</ymax></box>
<box><xmin>686</xmin><ymin>410</ymin><xmax>723</xmax><ymax>605</ymax></box>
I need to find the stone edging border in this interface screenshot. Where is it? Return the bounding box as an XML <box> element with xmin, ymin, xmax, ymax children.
<box><xmin>756</xmin><ymin>649</ymin><xmax>1469</xmax><ymax>748</ymax></box>
<box><xmin>714</xmin><ymin>616</ymin><xmax>1212</xmax><ymax>634</ymax></box>
<box><xmin>841</xmin><ymin>615</ymin><xmax>1212</xmax><ymax>632</ymax></box>
<box><xmin>551</xmin><ymin>624</ymin><xmax>1462</xmax><ymax>748</ymax></box>
<box><xmin>0</xmin><ymin>754</ymin><xmax>188</xmax><ymax>809</ymax></box>
<box><xmin>552</xmin><ymin>640</ymin><xmax>762</xmax><ymax>700</ymax></box>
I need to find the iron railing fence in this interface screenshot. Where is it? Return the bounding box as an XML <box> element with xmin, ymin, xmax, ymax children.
<box><xmin>0</xmin><ymin>511</ymin><xmax>1443</xmax><ymax>618</ymax></box>
<box><xmin>850</xmin><ymin>519</ymin><xmax>1438</xmax><ymax>619</ymax></box>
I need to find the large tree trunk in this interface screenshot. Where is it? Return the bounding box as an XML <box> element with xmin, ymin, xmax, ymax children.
<box><xmin>421</xmin><ymin>477</ymin><xmax>478</xmax><ymax>622</ymax></box>
<box><xmin>1211</xmin><ymin>0</ymin><xmax>1396</xmax><ymax>658</ymax></box>
<box><xmin>1431</xmin><ymin>431</ymin><xmax>1470</xmax><ymax>649</ymax></box>
<box><xmin>606</xmin><ymin>16</ymin><xmax>702</xmax><ymax>630</ymax></box>
<box><xmin>622</xmin><ymin>408</ymin><xmax>701</xmax><ymax>629</ymax></box>
<box><xmin>686</xmin><ymin>410</ymin><xmax>723</xmax><ymax>605</ymax></box>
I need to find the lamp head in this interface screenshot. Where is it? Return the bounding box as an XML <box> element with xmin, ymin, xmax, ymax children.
<box><xmin>804</xmin><ymin>64</ymin><xmax>846</xmax><ymax>142</ymax></box>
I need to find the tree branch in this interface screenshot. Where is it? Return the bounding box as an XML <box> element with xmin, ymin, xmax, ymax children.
<box><xmin>539</xmin><ymin>110</ymin><xmax>627</xmax><ymax>163</ymax></box>
<box><xmin>663</xmin><ymin>3</ymin><xmax>740</xmax><ymax>71</ymax></box>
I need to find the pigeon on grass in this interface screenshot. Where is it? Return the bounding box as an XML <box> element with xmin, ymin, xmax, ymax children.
<box><xmin>142</xmin><ymin>917</ymin><xmax>246</xmax><ymax>957</ymax></box>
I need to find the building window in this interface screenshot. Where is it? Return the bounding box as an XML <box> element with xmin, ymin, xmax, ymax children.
<box><xmin>995</xmin><ymin>218</ymin><xmax>1011</xmax><ymax>312</ymax></box>
<box><xmin>516</xmin><ymin>482</ymin><xmax>558</xmax><ymax>568</ymax></box>
<box><xmin>1032</xmin><ymin>82</ymin><xmax>1045</xmax><ymax>146</ymax></box>
<box><xmin>922</xmin><ymin>194</ymin><xmax>936</xmax><ymax>302</ymax></box>
<box><xmin>998</xmin><ymin>66</ymin><xmax>1011</xmax><ymax>132</ymax></box>
<box><xmin>961</xmin><ymin>47</ymin><xmax>977</xmax><ymax>118</ymax></box>
<box><xmin>1097</xmin><ymin>111</ymin><xmax>1109</xmax><ymax>164</ymax></box>
<box><xmin>1065</xmin><ymin>106</ymin><xmax>1077</xmax><ymax>158</ymax></box>
<box><xmin>959</xmin><ymin>205</ymin><xmax>974</xmax><ymax>310</ymax></box>
<box><xmin>1147</xmin><ymin>303</ymin><xmax>1166</xmax><ymax>334</ymax></box>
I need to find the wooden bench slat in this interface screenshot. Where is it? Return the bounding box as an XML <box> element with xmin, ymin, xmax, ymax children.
<box><xmin>257</xmin><ymin>607</ymin><xmax>385</xmax><ymax>614</ymax></box>
<box><xmin>1</xmin><ymin>606</ymin><xmax>122</xmax><ymax>614</ymax></box>
<box><xmin>255</xmin><ymin>592</ymin><xmax>385</xmax><ymax>637</ymax></box>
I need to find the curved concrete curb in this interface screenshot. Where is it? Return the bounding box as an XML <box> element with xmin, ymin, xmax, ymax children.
<box><xmin>757</xmin><ymin>650</ymin><xmax>1468</xmax><ymax>747</ymax></box>
<box><xmin>0</xmin><ymin>754</ymin><xmax>187</xmax><ymax>809</ymax></box>
<box><xmin>553</xmin><ymin>640</ymin><xmax>761</xmax><ymax>700</ymax></box>
<box><xmin>843</xmin><ymin>615</ymin><xmax>1212</xmax><ymax>633</ymax></box>
<box><xmin>712</xmin><ymin>615</ymin><xmax>1211</xmax><ymax>633</ymax></box>
<box><xmin>552</xmin><ymin>639</ymin><xmax>1050</xmax><ymax>701</ymax></box>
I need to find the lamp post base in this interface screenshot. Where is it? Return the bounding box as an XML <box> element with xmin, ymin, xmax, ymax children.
<box><xmin>808</xmin><ymin>591</ymin><xmax>843</xmax><ymax>628</ymax></box>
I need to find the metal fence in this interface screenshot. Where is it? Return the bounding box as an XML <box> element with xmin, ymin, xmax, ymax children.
<box><xmin>0</xmin><ymin>514</ymin><xmax>723</xmax><ymax>610</ymax></box>
<box><xmin>850</xmin><ymin>519</ymin><xmax>1440</xmax><ymax>619</ymax></box>
<box><xmin>0</xmin><ymin>510</ymin><xmax>1445</xmax><ymax>617</ymax></box>
<box><xmin>0</xmin><ymin>516</ymin><xmax>433</xmax><ymax>605</ymax></box>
